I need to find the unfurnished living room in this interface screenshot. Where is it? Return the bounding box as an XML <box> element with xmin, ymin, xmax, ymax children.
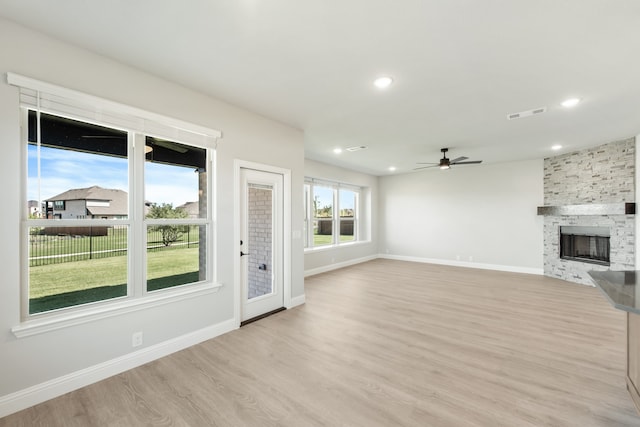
<box><xmin>1</xmin><ymin>1</ymin><xmax>640</xmax><ymax>426</ymax></box>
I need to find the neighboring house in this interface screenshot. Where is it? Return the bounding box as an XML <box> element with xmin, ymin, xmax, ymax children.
<box><xmin>45</xmin><ymin>186</ymin><xmax>127</xmax><ymax>219</ymax></box>
<box><xmin>177</xmin><ymin>201</ymin><xmax>199</xmax><ymax>218</ymax></box>
<box><xmin>27</xmin><ymin>200</ymin><xmax>40</xmax><ymax>217</ymax></box>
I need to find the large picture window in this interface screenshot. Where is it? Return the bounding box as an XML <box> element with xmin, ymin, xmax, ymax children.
<box><xmin>16</xmin><ymin>74</ymin><xmax>220</xmax><ymax>320</ymax></box>
<box><xmin>304</xmin><ymin>180</ymin><xmax>360</xmax><ymax>249</ymax></box>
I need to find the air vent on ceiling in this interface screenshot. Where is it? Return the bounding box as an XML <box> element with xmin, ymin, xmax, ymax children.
<box><xmin>507</xmin><ymin>106</ymin><xmax>547</xmax><ymax>120</ymax></box>
<box><xmin>346</xmin><ymin>145</ymin><xmax>368</xmax><ymax>152</ymax></box>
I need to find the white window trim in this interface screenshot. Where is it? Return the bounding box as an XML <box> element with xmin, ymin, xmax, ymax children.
<box><xmin>11</xmin><ymin>74</ymin><xmax>223</xmax><ymax>337</ymax></box>
<box><xmin>7</xmin><ymin>72</ymin><xmax>221</xmax><ymax>144</ymax></box>
<box><xmin>303</xmin><ymin>239</ymin><xmax>372</xmax><ymax>253</ymax></box>
<box><xmin>12</xmin><ymin>283</ymin><xmax>223</xmax><ymax>338</ymax></box>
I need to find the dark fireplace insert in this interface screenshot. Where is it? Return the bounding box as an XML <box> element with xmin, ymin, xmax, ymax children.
<box><xmin>559</xmin><ymin>226</ymin><xmax>610</xmax><ymax>266</ymax></box>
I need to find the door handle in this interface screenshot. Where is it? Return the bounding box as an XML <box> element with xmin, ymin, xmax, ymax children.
<box><xmin>240</xmin><ymin>251</ymin><xmax>250</xmax><ymax>257</ymax></box>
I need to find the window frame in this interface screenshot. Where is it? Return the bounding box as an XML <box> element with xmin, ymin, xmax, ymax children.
<box><xmin>304</xmin><ymin>179</ymin><xmax>362</xmax><ymax>250</ymax></box>
<box><xmin>12</xmin><ymin>74</ymin><xmax>222</xmax><ymax>335</ymax></box>
<box><xmin>311</xmin><ymin>184</ymin><xmax>336</xmax><ymax>247</ymax></box>
<box><xmin>338</xmin><ymin>188</ymin><xmax>359</xmax><ymax>244</ymax></box>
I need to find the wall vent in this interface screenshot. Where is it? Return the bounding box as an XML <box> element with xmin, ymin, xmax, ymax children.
<box><xmin>507</xmin><ymin>106</ymin><xmax>547</xmax><ymax>120</ymax></box>
<box><xmin>346</xmin><ymin>145</ymin><xmax>368</xmax><ymax>152</ymax></box>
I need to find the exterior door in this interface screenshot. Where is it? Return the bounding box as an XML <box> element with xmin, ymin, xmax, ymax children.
<box><xmin>240</xmin><ymin>168</ymin><xmax>284</xmax><ymax>322</ymax></box>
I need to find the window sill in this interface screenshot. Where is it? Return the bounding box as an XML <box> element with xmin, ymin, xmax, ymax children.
<box><xmin>304</xmin><ymin>240</ymin><xmax>372</xmax><ymax>254</ymax></box>
<box><xmin>12</xmin><ymin>282</ymin><xmax>224</xmax><ymax>338</ymax></box>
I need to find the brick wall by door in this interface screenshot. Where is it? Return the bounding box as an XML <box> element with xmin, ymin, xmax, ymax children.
<box><xmin>248</xmin><ymin>185</ymin><xmax>273</xmax><ymax>299</ymax></box>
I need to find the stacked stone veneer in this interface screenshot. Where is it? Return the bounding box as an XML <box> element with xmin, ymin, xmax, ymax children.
<box><xmin>543</xmin><ymin>138</ymin><xmax>635</xmax><ymax>285</ymax></box>
<box><xmin>248</xmin><ymin>186</ymin><xmax>273</xmax><ymax>299</ymax></box>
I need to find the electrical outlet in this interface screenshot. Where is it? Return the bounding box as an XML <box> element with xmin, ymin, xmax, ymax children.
<box><xmin>469</xmin><ymin>255</ymin><xmax>473</xmax><ymax>262</ymax></box>
<box><xmin>456</xmin><ymin>255</ymin><xmax>460</xmax><ymax>261</ymax></box>
<box><xmin>132</xmin><ymin>331</ymin><xmax>143</xmax><ymax>347</ymax></box>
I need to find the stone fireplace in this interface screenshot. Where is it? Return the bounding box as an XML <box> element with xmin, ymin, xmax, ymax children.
<box><xmin>540</xmin><ymin>138</ymin><xmax>636</xmax><ymax>285</ymax></box>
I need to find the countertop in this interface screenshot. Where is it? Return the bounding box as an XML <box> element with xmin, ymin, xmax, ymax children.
<box><xmin>588</xmin><ymin>270</ymin><xmax>640</xmax><ymax>315</ymax></box>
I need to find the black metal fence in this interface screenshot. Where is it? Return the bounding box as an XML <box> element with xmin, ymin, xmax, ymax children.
<box><xmin>315</xmin><ymin>218</ymin><xmax>354</xmax><ymax>235</ymax></box>
<box><xmin>29</xmin><ymin>226</ymin><xmax>199</xmax><ymax>267</ymax></box>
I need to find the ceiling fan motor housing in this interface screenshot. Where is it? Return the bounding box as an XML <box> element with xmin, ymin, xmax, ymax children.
<box><xmin>439</xmin><ymin>148</ymin><xmax>450</xmax><ymax>168</ymax></box>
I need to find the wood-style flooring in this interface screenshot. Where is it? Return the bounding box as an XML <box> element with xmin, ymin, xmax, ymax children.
<box><xmin>2</xmin><ymin>259</ymin><xmax>640</xmax><ymax>426</ymax></box>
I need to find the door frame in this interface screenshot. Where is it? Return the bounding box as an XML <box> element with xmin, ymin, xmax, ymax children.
<box><xmin>233</xmin><ymin>160</ymin><xmax>291</xmax><ymax>327</ymax></box>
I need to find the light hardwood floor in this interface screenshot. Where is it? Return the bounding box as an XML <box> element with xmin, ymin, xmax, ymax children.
<box><xmin>2</xmin><ymin>259</ymin><xmax>640</xmax><ymax>426</ymax></box>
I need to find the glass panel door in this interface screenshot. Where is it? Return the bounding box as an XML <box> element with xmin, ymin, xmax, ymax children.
<box><xmin>240</xmin><ymin>168</ymin><xmax>283</xmax><ymax>322</ymax></box>
<box><xmin>247</xmin><ymin>184</ymin><xmax>273</xmax><ymax>299</ymax></box>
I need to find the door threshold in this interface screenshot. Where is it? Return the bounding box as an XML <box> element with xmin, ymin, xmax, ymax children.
<box><xmin>240</xmin><ymin>307</ymin><xmax>286</xmax><ymax>327</ymax></box>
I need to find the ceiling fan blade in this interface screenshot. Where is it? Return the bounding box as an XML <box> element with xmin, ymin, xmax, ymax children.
<box><xmin>450</xmin><ymin>156</ymin><xmax>468</xmax><ymax>163</ymax></box>
<box><xmin>152</xmin><ymin>139</ymin><xmax>189</xmax><ymax>153</ymax></box>
<box><xmin>451</xmin><ymin>160</ymin><xmax>483</xmax><ymax>165</ymax></box>
<box><xmin>413</xmin><ymin>165</ymin><xmax>439</xmax><ymax>170</ymax></box>
<box><xmin>81</xmin><ymin>135</ymin><xmax>122</xmax><ymax>139</ymax></box>
<box><xmin>416</xmin><ymin>162</ymin><xmax>439</xmax><ymax>165</ymax></box>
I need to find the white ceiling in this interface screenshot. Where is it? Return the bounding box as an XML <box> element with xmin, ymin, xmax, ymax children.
<box><xmin>1</xmin><ymin>1</ymin><xmax>640</xmax><ymax>175</ymax></box>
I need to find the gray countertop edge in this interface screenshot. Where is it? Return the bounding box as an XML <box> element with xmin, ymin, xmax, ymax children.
<box><xmin>594</xmin><ymin>283</ymin><xmax>635</xmax><ymax>313</ymax></box>
<box><xmin>588</xmin><ymin>271</ymin><xmax>640</xmax><ymax>315</ymax></box>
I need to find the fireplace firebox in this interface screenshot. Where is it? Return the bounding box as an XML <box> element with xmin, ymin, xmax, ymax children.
<box><xmin>559</xmin><ymin>226</ymin><xmax>610</xmax><ymax>266</ymax></box>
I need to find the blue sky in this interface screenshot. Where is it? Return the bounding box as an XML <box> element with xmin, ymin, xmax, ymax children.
<box><xmin>313</xmin><ymin>186</ymin><xmax>355</xmax><ymax>211</ymax></box>
<box><xmin>28</xmin><ymin>145</ymin><xmax>199</xmax><ymax>207</ymax></box>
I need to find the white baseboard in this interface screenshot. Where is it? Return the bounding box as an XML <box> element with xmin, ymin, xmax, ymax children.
<box><xmin>378</xmin><ymin>254</ymin><xmax>544</xmax><ymax>276</ymax></box>
<box><xmin>304</xmin><ymin>254</ymin><xmax>542</xmax><ymax>277</ymax></box>
<box><xmin>304</xmin><ymin>254</ymin><xmax>378</xmax><ymax>277</ymax></box>
<box><xmin>0</xmin><ymin>318</ymin><xmax>237</xmax><ymax>418</ymax></box>
<box><xmin>290</xmin><ymin>294</ymin><xmax>306</xmax><ymax>307</ymax></box>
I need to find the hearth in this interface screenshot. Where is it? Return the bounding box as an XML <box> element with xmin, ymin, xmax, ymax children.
<box><xmin>560</xmin><ymin>226</ymin><xmax>610</xmax><ymax>266</ymax></box>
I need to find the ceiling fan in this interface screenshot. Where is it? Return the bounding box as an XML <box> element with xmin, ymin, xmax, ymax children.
<box><xmin>414</xmin><ymin>148</ymin><xmax>483</xmax><ymax>170</ymax></box>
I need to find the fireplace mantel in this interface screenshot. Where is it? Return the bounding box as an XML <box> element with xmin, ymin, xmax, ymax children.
<box><xmin>537</xmin><ymin>202</ymin><xmax>636</xmax><ymax>216</ymax></box>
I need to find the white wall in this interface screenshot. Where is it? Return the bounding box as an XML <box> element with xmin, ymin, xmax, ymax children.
<box><xmin>637</xmin><ymin>136</ymin><xmax>640</xmax><ymax>270</ymax></box>
<box><xmin>378</xmin><ymin>159</ymin><xmax>544</xmax><ymax>274</ymax></box>
<box><xmin>0</xmin><ymin>18</ymin><xmax>304</xmax><ymax>414</ymax></box>
<box><xmin>304</xmin><ymin>159</ymin><xmax>378</xmax><ymax>275</ymax></box>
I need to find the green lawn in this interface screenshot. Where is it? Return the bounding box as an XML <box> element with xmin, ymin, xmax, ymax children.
<box><xmin>313</xmin><ymin>234</ymin><xmax>355</xmax><ymax>246</ymax></box>
<box><xmin>147</xmin><ymin>248</ymin><xmax>200</xmax><ymax>291</ymax></box>
<box><xmin>29</xmin><ymin>248</ymin><xmax>200</xmax><ymax>314</ymax></box>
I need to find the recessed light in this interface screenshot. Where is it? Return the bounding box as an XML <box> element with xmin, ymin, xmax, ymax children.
<box><xmin>388</xmin><ymin>166</ymin><xmax>396</xmax><ymax>172</ymax></box>
<box><xmin>333</xmin><ymin>148</ymin><xmax>343</xmax><ymax>154</ymax></box>
<box><xmin>561</xmin><ymin>98</ymin><xmax>580</xmax><ymax>108</ymax></box>
<box><xmin>373</xmin><ymin>76</ymin><xmax>393</xmax><ymax>89</ymax></box>
<box><xmin>551</xmin><ymin>144</ymin><xmax>562</xmax><ymax>151</ymax></box>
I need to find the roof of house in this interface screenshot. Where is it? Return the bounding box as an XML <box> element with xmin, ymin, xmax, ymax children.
<box><xmin>86</xmin><ymin>204</ymin><xmax>126</xmax><ymax>216</ymax></box>
<box><xmin>177</xmin><ymin>201</ymin><xmax>199</xmax><ymax>218</ymax></box>
<box><xmin>47</xmin><ymin>185</ymin><xmax>124</xmax><ymax>202</ymax></box>
<box><xmin>47</xmin><ymin>186</ymin><xmax>128</xmax><ymax>216</ymax></box>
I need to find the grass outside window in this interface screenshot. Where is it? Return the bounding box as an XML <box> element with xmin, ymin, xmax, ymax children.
<box><xmin>29</xmin><ymin>248</ymin><xmax>200</xmax><ymax>314</ymax></box>
<box><xmin>313</xmin><ymin>234</ymin><xmax>355</xmax><ymax>246</ymax></box>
